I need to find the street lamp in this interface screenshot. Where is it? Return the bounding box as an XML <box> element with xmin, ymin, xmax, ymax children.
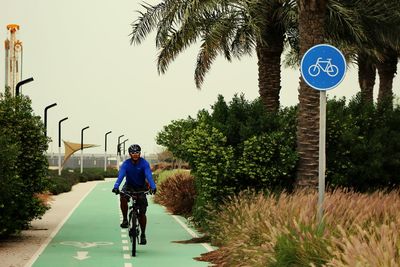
<box><xmin>122</xmin><ymin>138</ymin><xmax>129</xmax><ymax>160</ymax></box>
<box><xmin>44</xmin><ymin>103</ymin><xmax>57</xmax><ymax>137</ymax></box>
<box><xmin>80</xmin><ymin>126</ymin><xmax>89</xmax><ymax>174</ymax></box>
<box><xmin>104</xmin><ymin>131</ymin><xmax>112</xmax><ymax>171</ymax></box>
<box><xmin>117</xmin><ymin>135</ymin><xmax>124</xmax><ymax>155</ymax></box>
<box><xmin>58</xmin><ymin>117</ymin><xmax>68</xmax><ymax>176</ymax></box>
<box><xmin>117</xmin><ymin>134</ymin><xmax>124</xmax><ymax>168</ymax></box>
<box><xmin>16</xmin><ymin>77</ymin><xmax>34</xmax><ymax>96</ymax></box>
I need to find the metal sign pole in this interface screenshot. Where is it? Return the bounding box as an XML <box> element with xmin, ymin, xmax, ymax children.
<box><xmin>318</xmin><ymin>91</ymin><xmax>327</xmax><ymax>223</ymax></box>
<box><xmin>300</xmin><ymin>44</ymin><xmax>346</xmax><ymax>225</ymax></box>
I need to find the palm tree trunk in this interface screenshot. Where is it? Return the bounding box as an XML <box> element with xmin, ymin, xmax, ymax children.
<box><xmin>357</xmin><ymin>53</ymin><xmax>376</xmax><ymax>104</ymax></box>
<box><xmin>256</xmin><ymin>29</ymin><xmax>285</xmax><ymax>113</ymax></box>
<box><xmin>377</xmin><ymin>51</ymin><xmax>398</xmax><ymax>109</ymax></box>
<box><xmin>296</xmin><ymin>0</ymin><xmax>327</xmax><ymax>188</ymax></box>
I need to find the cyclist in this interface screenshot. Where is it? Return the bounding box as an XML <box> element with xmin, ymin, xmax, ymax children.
<box><xmin>112</xmin><ymin>144</ymin><xmax>156</xmax><ymax>245</ymax></box>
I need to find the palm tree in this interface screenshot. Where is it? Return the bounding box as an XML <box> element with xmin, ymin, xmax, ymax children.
<box><xmin>357</xmin><ymin>52</ymin><xmax>376</xmax><ymax>104</ymax></box>
<box><xmin>353</xmin><ymin>0</ymin><xmax>400</xmax><ymax>106</ymax></box>
<box><xmin>253</xmin><ymin>0</ymin><xmax>299</xmax><ymax>112</ymax></box>
<box><xmin>377</xmin><ymin>49</ymin><xmax>398</xmax><ymax>108</ymax></box>
<box><xmin>295</xmin><ymin>0</ymin><xmax>328</xmax><ymax>187</ymax></box>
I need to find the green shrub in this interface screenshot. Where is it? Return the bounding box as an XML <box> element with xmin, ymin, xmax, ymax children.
<box><xmin>46</xmin><ymin>168</ymin><xmax>107</xmax><ymax>195</ymax></box>
<box><xmin>104</xmin><ymin>168</ymin><xmax>118</xmax><ymax>178</ymax></box>
<box><xmin>153</xmin><ymin>169</ymin><xmax>187</xmax><ymax>184</ymax></box>
<box><xmin>157</xmin><ymin>93</ymin><xmax>400</xmax><ymax>234</ymax></box>
<box><xmin>237</xmin><ymin>131</ymin><xmax>298</xmax><ymax>191</ymax></box>
<box><xmin>184</xmin><ymin>119</ymin><xmax>236</xmax><ymax>227</ymax></box>
<box><xmin>0</xmin><ymin>92</ymin><xmax>49</xmax><ymax>237</ymax></box>
<box><xmin>46</xmin><ymin>176</ymin><xmax>75</xmax><ymax>195</ymax></box>
<box><xmin>326</xmin><ymin>95</ymin><xmax>400</xmax><ymax>191</ymax></box>
<box><xmin>0</xmin><ymin>131</ymin><xmax>23</xmax><ymax>236</ymax></box>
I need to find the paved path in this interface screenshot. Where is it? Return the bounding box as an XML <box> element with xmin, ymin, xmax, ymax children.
<box><xmin>29</xmin><ymin>180</ymin><xmax>211</xmax><ymax>267</ymax></box>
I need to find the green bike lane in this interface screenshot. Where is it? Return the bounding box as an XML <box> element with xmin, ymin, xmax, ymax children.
<box><xmin>31</xmin><ymin>180</ymin><xmax>212</xmax><ymax>267</ymax></box>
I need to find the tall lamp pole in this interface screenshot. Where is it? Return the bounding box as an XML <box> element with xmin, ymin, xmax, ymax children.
<box><xmin>117</xmin><ymin>135</ymin><xmax>124</xmax><ymax>155</ymax></box>
<box><xmin>58</xmin><ymin>117</ymin><xmax>68</xmax><ymax>176</ymax></box>
<box><xmin>16</xmin><ymin>77</ymin><xmax>34</xmax><ymax>96</ymax></box>
<box><xmin>44</xmin><ymin>103</ymin><xmax>57</xmax><ymax>137</ymax></box>
<box><xmin>122</xmin><ymin>138</ymin><xmax>129</xmax><ymax>160</ymax></box>
<box><xmin>80</xmin><ymin>126</ymin><xmax>89</xmax><ymax>174</ymax></box>
<box><xmin>117</xmin><ymin>134</ymin><xmax>124</xmax><ymax>168</ymax></box>
<box><xmin>104</xmin><ymin>131</ymin><xmax>112</xmax><ymax>171</ymax></box>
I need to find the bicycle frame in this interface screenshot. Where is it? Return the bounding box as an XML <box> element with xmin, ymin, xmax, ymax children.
<box><xmin>315</xmin><ymin>58</ymin><xmax>332</xmax><ymax>70</ymax></box>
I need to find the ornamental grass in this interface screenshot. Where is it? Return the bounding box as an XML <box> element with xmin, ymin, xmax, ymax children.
<box><xmin>153</xmin><ymin>171</ymin><xmax>195</xmax><ymax>216</ymax></box>
<box><xmin>199</xmin><ymin>189</ymin><xmax>400</xmax><ymax>267</ymax></box>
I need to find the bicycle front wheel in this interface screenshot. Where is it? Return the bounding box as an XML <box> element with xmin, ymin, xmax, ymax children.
<box><xmin>128</xmin><ymin>210</ymin><xmax>137</xmax><ymax>257</ymax></box>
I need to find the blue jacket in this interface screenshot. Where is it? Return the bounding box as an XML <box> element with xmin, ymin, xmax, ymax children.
<box><xmin>113</xmin><ymin>158</ymin><xmax>156</xmax><ymax>190</ymax></box>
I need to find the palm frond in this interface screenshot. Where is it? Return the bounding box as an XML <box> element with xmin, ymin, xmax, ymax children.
<box><xmin>130</xmin><ymin>2</ymin><xmax>166</xmax><ymax>45</ymax></box>
<box><xmin>326</xmin><ymin>0</ymin><xmax>366</xmax><ymax>47</ymax></box>
<box><xmin>157</xmin><ymin>20</ymin><xmax>202</xmax><ymax>74</ymax></box>
<box><xmin>194</xmin><ymin>37</ymin><xmax>220</xmax><ymax>89</ymax></box>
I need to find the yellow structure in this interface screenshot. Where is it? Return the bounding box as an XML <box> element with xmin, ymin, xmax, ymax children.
<box><xmin>4</xmin><ymin>24</ymin><xmax>22</xmax><ymax>96</ymax></box>
<box><xmin>62</xmin><ymin>140</ymin><xmax>99</xmax><ymax>167</ymax></box>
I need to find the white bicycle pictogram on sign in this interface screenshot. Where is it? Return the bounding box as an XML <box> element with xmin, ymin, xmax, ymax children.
<box><xmin>308</xmin><ymin>57</ymin><xmax>339</xmax><ymax>77</ymax></box>
<box><xmin>60</xmin><ymin>241</ymin><xmax>114</xmax><ymax>248</ymax></box>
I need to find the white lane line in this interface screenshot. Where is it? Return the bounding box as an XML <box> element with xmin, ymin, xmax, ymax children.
<box><xmin>24</xmin><ymin>184</ymin><xmax>98</xmax><ymax>267</ymax></box>
<box><xmin>116</xmin><ymin>193</ymin><xmax>132</xmax><ymax>267</ymax></box>
<box><xmin>171</xmin><ymin>215</ymin><xmax>214</xmax><ymax>252</ymax></box>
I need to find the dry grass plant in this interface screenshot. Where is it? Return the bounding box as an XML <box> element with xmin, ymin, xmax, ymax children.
<box><xmin>34</xmin><ymin>192</ymin><xmax>53</xmax><ymax>207</ymax></box>
<box><xmin>324</xmin><ymin>190</ymin><xmax>400</xmax><ymax>267</ymax></box>
<box><xmin>153</xmin><ymin>171</ymin><xmax>195</xmax><ymax>216</ymax></box>
<box><xmin>200</xmin><ymin>189</ymin><xmax>400</xmax><ymax>267</ymax></box>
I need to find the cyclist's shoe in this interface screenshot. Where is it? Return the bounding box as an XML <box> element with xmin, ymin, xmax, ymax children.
<box><xmin>140</xmin><ymin>234</ymin><xmax>147</xmax><ymax>245</ymax></box>
<box><xmin>120</xmin><ymin>220</ymin><xmax>128</xmax><ymax>228</ymax></box>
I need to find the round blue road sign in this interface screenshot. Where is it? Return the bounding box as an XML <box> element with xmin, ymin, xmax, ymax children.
<box><xmin>300</xmin><ymin>44</ymin><xmax>346</xmax><ymax>91</ymax></box>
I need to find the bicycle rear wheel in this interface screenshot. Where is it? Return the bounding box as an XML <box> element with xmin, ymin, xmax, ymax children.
<box><xmin>128</xmin><ymin>210</ymin><xmax>137</xmax><ymax>257</ymax></box>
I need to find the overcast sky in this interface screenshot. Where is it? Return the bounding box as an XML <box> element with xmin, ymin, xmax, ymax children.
<box><xmin>1</xmin><ymin>0</ymin><xmax>399</xmax><ymax>156</ymax></box>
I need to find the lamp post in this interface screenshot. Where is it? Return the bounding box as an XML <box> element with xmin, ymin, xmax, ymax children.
<box><xmin>58</xmin><ymin>117</ymin><xmax>68</xmax><ymax>176</ymax></box>
<box><xmin>16</xmin><ymin>77</ymin><xmax>34</xmax><ymax>96</ymax></box>
<box><xmin>117</xmin><ymin>135</ymin><xmax>124</xmax><ymax>168</ymax></box>
<box><xmin>80</xmin><ymin>126</ymin><xmax>89</xmax><ymax>174</ymax></box>
<box><xmin>117</xmin><ymin>135</ymin><xmax>124</xmax><ymax>155</ymax></box>
<box><xmin>44</xmin><ymin>103</ymin><xmax>57</xmax><ymax>137</ymax></box>
<box><xmin>104</xmin><ymin>131</ymin><xmax>112</xmax><ymax>171</ymax></box>
<box><xmin>122</xmin><ymin>138</ymin><xmax>129</xmax><ymax>160</ymax></box>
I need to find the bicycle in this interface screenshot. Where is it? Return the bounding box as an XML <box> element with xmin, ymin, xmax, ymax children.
<box><xmin>308</xmin><ymin>57</ymin><xmax>339</xmax><ymax>77</ymax></box>
<box><xmin>119</xmin><ymin>189</ymin><xmax>149</xmax><ymax>257</ymax></box>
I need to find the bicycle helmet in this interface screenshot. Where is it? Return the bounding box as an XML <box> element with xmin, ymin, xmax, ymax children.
<box><xmin>128</xmin><ymin>144</ymin><xmax>141</xmax><ymax>154</ymax></box>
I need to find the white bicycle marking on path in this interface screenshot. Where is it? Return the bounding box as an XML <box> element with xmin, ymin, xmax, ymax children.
<box><xmin>60</xmin><ymin>241</ymin><xmax>114</xmax><ymax>248</ymax></box>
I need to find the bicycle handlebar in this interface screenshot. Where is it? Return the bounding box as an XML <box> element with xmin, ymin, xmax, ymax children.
<box><xmin>118</xmin><ymin>190</ymin><xmax>150</xmax><ymax>197</ymax></box>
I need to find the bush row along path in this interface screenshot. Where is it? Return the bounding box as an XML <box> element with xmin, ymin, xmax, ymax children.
<box><xmin>1</xmin><ymin>179</ymin><xmax>213</xmax><ymax>267</ymax></box>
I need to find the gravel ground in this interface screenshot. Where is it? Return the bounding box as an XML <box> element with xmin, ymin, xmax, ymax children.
<box><xmin>0</xmin><ymin>180</ymin><xmax>105</xmax><ymax>267</ymax></box>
